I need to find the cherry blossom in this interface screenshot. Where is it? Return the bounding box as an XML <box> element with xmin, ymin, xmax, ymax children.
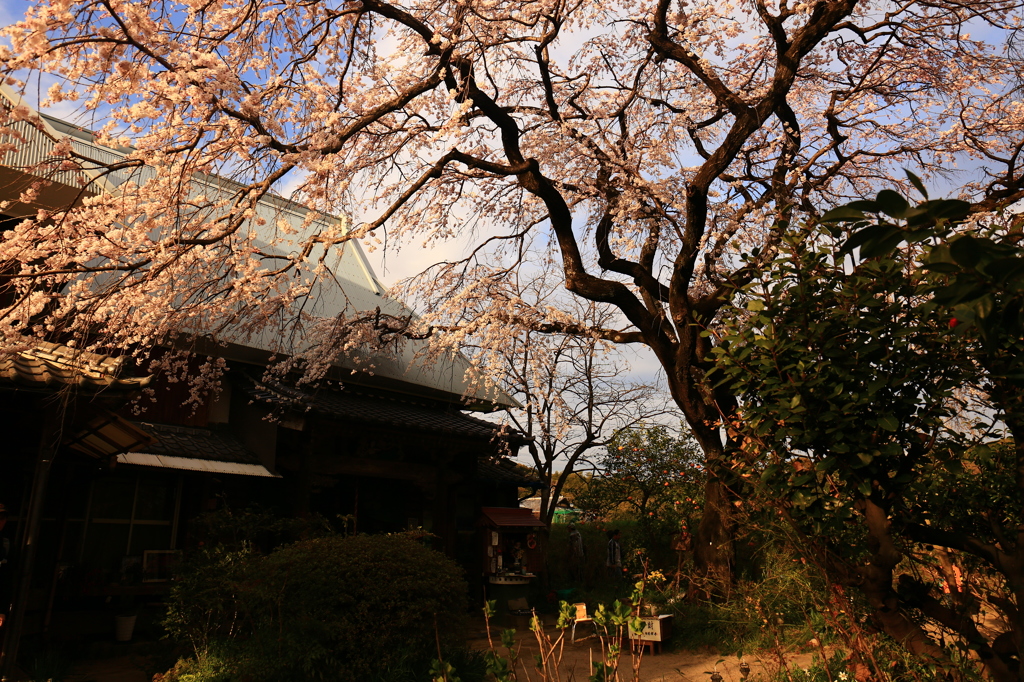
<box><xmin>2</xmin><ymin>0</ymin><xmax>1022</xmax><ymax>574</ymax></box>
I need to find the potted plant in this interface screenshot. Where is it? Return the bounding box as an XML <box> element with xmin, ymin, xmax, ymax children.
<box><xmin>115</xmin><ymin>593</ymin><xmax>138</xmax><ymax>642</ymax></box>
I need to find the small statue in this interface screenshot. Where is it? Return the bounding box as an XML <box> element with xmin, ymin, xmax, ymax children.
<box><xmin>512</xmin><ymin>541</ymin><xmax>525</xmax><ymax>571</ymax></box>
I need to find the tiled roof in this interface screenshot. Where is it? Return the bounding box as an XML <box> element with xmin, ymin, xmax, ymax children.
<box><xmin>478</xmin><ymin>459</ymin><xmax>542</xmax><ymax>487</ymax></box>
<box><xmin>131</xmin><ymin>421</ymin><xmax>262</xmax><ymax>465</ymax></box>
<box><xmin>0</xmin><ymin>342</ymin><xmax>151</xmax><ymax>392</ymax></box>
<box><xmin>236</xmin><ymin>371</ymin><xmax>503</xmax><ymax>440</ymax></box>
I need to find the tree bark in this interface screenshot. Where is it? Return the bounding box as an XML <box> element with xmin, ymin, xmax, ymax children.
<box><xmin>666</xmin><ymin>352</ymin><xmax>739</xmax><ymax>585</ymax></box>
<box><xmin>898</xmin><ymin>575</ymin><xmax>1016</xmax><ymax>682</ymax></box>
<box><xmin>860</xmin><ymin>500</ymin><xmax>952</xmax><ymax>668</ymax></box>
<box><xmin>693</xmin><ymin>474</ymin><xmax>735</xmax><ymax>588</ymax></box>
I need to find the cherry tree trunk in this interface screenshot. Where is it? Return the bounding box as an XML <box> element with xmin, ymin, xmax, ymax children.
<box><xmin>668</xmin><ymin>354</ymin><xmax>739</xmax><ymax>587</ymax></box>
<box><xmin>693</xmin><ymin>474</ymin><xmax>735</xmax><ymax>591</ymax></box>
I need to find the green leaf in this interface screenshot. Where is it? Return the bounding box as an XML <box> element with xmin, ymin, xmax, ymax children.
<box><xmin>922</xmin><ymin>262</ymin><xmax>960</xmax><ymax>274</ymax></box>
<box><xmin>905</xmin><ymin>170</ymin><xmax>928</xmax><ymax>199</ymax></box>
<box><xmin>987</xmin><ymin>256</ymin><xmax>1024</xmax><ymax>283</ymax></box>
<box><xmin>949</xmin><ymin>236</ymin><xmax>983</xmax><ymax>268</ymax></box>
<box><xmin>878</xmin><ymin>415</ymin><xmax>898</xmax><ymax>431</ymax></box>
<box><xmin>875</xmin><ymin>189</ymin><xmax>910</xmax><ymax>219</ymax></box>
<box><xmin>791</xmin><ymin>490</ymin><xmax>814</xmax><ymax>507</ymax></box>
<box><xmin>926</xmin><ymin>199</ymin><xmax>971</xmax><ymax>222</ymax></box>
<box><xmin>860</xmin><ymin>230</ymin><xmax>906</xmax><ymax>259</ymax></box>
<box><xmin>933</xmin><ymin>281</ymin><xmax>987</xmax><ymax>305</ymax></box>
<box><xmin>1002</xmin><ymin>298</ymin><xmax>1023</xmax><ymax>334</ymax></box>
<box><xmin>793</xmin><ymin>473</ymin><xmax>814</xmax><ymax>486</ymax></box>
<box><xmin>815</xmin><ymin>457</ymin><xmax>837</xmax><ymax>472</ymax></box>
<box><xmin>927</xmin><ymin>244</ymin><xmax>955</xmax><ymax>264</ymax></box>
<box><xmin>790</xmin><ymin>394</ymin><xmax>801</xmax><ymax>408</ymax></box>
<box><xmin>747</xmin><ymin>299</ymin><xmax>765</xmax><ymax>312</ymax></box>
<box><xmin>949</xmin><ymin>304</ymin><xmax>975</xmax><ymax>322</ymax></box>
<box><xmin>821</xmin><ymin>206</ymin><xmax>867</xmax><ymax>223</ymax></box>
<box><xmin>974</xmin><ymin>445</ymin><xmax>993</xmax><ymax>463</ymax></box>
<box><xmin>842</xmin><ymin>224</ymin><xmax>893</xmax><ymax>255</ymax></box>
<box><xmin>972</xmin><ymin>294</ymin><xmax>994</xmax><ymax>320</ymax></box>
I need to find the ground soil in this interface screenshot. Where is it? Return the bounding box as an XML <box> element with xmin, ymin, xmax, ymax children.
<box><xmin>56</xmin><ymin>621</ymin><xmax>819</xmax><ymax>682</ymax></box>
<box><xmin>466</xmin><ymin>619</ymin><xmax>820</xmax><ymax>682</ymax></box>
<box><xmin>67</xmin><ymin>656</ymin><xmax>153</xmax><ymax>682</ymax></box>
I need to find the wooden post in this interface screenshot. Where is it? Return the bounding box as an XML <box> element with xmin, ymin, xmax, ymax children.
<box><xmin>42</xmin><ymin>466</ymin><xmax>74</xmax><ymax>636</ymax></box>
<box><xmin>0</xmin><ymin>408</ymin><xmax>60</xmax><ymax>678</ymax></box>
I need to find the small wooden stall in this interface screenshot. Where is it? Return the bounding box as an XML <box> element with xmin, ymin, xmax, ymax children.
<box><xmin>478</xmin><ymin>507</ymin><xmax>546</xmax><ymax>618</ymax></box>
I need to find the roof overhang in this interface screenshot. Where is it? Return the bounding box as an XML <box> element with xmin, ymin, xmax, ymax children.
<box><xmin>66</xmin><ymin>411</ymin><xmax>156</xmax><ymax>458</ymax></box>
<box><xmin>115</xmin><ymin>452</ymin><xmax>279</xmax><ymax>477</ymax></box>
<box><xmin>479</xmin><ymin>506</ymin><xmax>546</xmax><ymax>528</ymax></box>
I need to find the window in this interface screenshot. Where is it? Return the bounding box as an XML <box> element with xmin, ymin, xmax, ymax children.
<box><xmin>80</xmin><ymin>472</ymin><xmax>181</xmax><ymax>572</ymax></box>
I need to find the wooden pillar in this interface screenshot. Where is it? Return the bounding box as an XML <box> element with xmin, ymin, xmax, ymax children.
<box><xmin>0</xmin><ymin>409</ymin><xmax>60</xmax><ymax>678</ymax></box>
<box><xmin>293</xmin><ymin>427</ymin><xmax>321</xmax><ymax>517</ymax></box>
<box><xmin>42</xmin><ymin>465</ymin><xmax>74</xmax><ymax>636</ymax></box>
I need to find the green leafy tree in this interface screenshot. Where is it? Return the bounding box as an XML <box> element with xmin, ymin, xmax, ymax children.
<box><xmin>577</xmin><ymin>425</ymin><xmax>704</xmax><ymax>524</ymax></box>
<box><xmin>710</xmin><ymin>185</ymin><xmax>1024</xmax><ymax>680</ymax></box>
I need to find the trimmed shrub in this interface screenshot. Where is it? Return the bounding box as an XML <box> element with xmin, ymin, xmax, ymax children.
<box><xmin>164</xmin><ymin>533</ymin><xmax>468</xmax><ymax>681</ymax></box>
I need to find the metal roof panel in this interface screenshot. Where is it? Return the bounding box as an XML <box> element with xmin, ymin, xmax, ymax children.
<box><xmin>116</xmin><ymin>452</ymin><xmax>278</xmax><ymax>477</ymax></box>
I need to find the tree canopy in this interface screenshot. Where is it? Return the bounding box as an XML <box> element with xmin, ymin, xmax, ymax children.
<box><xmin>575</xmin><ymin>424</ymin><xmax>703</xmax><ymax>523</ymax></box>
<box><xmin>2</xmin><ymin>0</ymin><xmax>1023</xmax><ymax>572</ymax></box>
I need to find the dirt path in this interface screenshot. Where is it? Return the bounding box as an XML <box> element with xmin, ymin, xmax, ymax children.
<box><xmin>67</xmin><ymin>656</ymin><xmax>152</xmax><ymax>682</ymax></box>
<box><xmin>467</xmin><ymin>622</ymin><xmax>818</xmax><ymax>682</ymax></box>
<box><xmin>59</xmin><ymin>623</ymin><xmax>818</xmax><ymax>681</ymax></box>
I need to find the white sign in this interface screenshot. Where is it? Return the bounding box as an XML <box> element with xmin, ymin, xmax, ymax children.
<box><xmin>630</xmin><ymin>615</ymin><xmax>672</xmax><ymax>642</ymax></box>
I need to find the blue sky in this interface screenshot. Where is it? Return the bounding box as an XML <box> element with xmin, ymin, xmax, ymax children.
<box><xmin>0</xmin><ymin>2</ymin><xmax>23</xmax><ymax>30</ymax></box>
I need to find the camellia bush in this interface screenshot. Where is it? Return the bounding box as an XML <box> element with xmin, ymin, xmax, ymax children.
<box><xmin>709</xmin><ymin>184</ymin><xmax>1024</xmax><ymax>679</ymax></box>
<box><xmin>163</xmin><ymin>533</ymin><xmax>469</xmax><ymax>681</ymax></box>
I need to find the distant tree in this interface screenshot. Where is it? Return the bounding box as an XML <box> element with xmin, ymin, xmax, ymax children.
<box><xmin>551</xmin><ymin>470</ymin><xmax>592</xmax><ymax>509</ymax></box>
<box><xmin>475</xmin><ymin>274</ymin><xmax>668</xmax><ymax>526</ymax></box>
<box><xmin>576</xmin><ymin>425</ymin><xmax>703</xmax><ymax>524</ymax></box>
